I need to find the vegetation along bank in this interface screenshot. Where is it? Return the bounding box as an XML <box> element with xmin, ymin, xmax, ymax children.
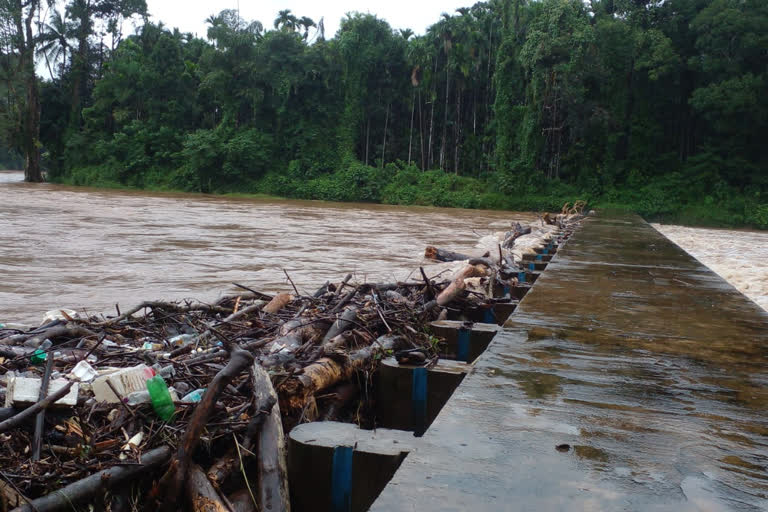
<box><xmin>1</xmin><ymin>0</ymin><xmax>766</xmax><ymax>227</ymax></box>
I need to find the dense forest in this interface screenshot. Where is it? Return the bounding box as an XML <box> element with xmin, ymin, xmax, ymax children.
<box><xmin>0</xmin><ymin>0</ymin><xmax>766</xmax><ymax>226</ymax></box>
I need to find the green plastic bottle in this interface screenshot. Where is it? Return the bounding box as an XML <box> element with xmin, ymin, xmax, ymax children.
<box><xmin>146</xmin><ymin>375</ymin><xmax>176</xmax><ymax>422</ymax></box>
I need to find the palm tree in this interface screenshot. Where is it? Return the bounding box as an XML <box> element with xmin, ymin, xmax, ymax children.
<box><xmin>274</xmin><ymin>9</ymin><xmax>298</xmax><ymax>32</ymax></box>
<box><xmin>399</xmin><ymin>28</ymin><xmax>414</xmax><ymax>41</ymax></box>
<box><xmin>299</xmin><ymin>16</ymin><xmax>316</xmax><ymax>40</ymax></box>
<box><xmin>36</xmin><ymin>10</ymin><xmax>72</xmax><ymax>81</ymax></box>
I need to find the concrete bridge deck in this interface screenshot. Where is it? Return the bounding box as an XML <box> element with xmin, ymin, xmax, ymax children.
<box><xmin>372</xmin><ymin>214</ymin><xmax>768</xmax><ymax>511</ymax></box>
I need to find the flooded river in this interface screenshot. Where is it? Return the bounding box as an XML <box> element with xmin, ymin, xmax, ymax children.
<box><xmin>0</xmin><ymin>171</ymin><xmax>536</xmax><ymax>325</ymax></box>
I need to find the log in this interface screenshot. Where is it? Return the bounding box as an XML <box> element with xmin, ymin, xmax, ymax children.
<box><xmin>151</xmin><ymin>346</ymin><xmax>254</xmax><ymax>509</ymax></box>
<box><xmin>254</xmin><ymin>364</ymin><xmax>291</xmax><ymax>512</ymax></box>
<box><xmin>322</xmin><ymin>307</ymin><xmax>358</xmax><ymax>344</ymax></box>
<box><xmin>11</xmin><ymin>446</ymin><xmax>171</xmax><ymax>512</ymax></box>
<box><xmin>424</xmin><ymin>246</ymin><xmax>472</xmax><ymax>262</ymax></box>
<box><xmin>263</xmin><ymin>293</ymin><xmax>294</xmax><ymax>315</ymax></box>
<box><xmin>186</xmin><ymin>464</ymin><xmax>229</xmax><ymax>512</ymax></box>
<box><xmin>501</xmin><ymin>223</ymin><xmax>532</xmax><ymax>249</ymax></box>
<box><xmin>282</xmin><ymin>336</ymin><xmax>403</xmax><ymax>412</ymax></box>
<box><xmin>206</xmin><ymin>364</ymin><xmax>277</xmax><ymax>489</ymax></box>
<box><xmin>436</xmin><ymin>265</ymin><xmax>487</xmax><ymax>307</ymax></box>
<box><xmin>229</xmin><ymin>489</ymin><xmax>257</xmax><ymax>512</ymax></box>
<box><xmin>21</xmin><ymin>325</ymin><xmax>97</xmax><ymax>348</ymax></box>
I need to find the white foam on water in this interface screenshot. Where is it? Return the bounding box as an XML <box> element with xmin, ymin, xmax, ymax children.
<box><xmin>652</xmin><ymin>224</ymin><xmax>768</xmax><ymax>312</ymax></box>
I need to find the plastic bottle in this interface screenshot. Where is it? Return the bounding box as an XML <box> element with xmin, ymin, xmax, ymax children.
<box><xmin>145</xmin><ymin>376</ymin><xmax>176</xmax><ymax>421</ymax></box>
<box><xmin>30</xmin><ymin>340</ymin><xmax>53</xmax><ymax>364</ymax></box>
<box><xmin>181</xmin><ymin>388</ymin><xmax>206</xmax><ymax>403</ymax></box>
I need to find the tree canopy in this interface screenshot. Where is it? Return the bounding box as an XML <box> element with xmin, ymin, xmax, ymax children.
<box><xmin>1</xmin><ymin>0</ymin><xmax>766</xmax><ymax>226</ymax></box>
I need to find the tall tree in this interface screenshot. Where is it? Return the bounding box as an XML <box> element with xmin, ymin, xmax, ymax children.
<box><xmin>0</xmin><ymin>0</ymin><xmax>45</xmax><ymax>182</ymax></box>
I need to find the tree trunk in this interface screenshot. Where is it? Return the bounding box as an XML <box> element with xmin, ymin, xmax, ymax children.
<box><xmin>418</xmin><ymin>89</ymin><xmax>425</xmax><ymax>170</ymax></box>
<box><xmin>381</xmin><ymin>102</ymin><xmax>389</xmax><ymax>168</ymax></box>
<box><xmin>364</xmin><ymin>117</ymin><xmax>370</xmax><ymax>165</ymax></box>
<box><xmin>22</xmin><ymin>0</ymin><xmax>42</xmax><ymax>183</ymax></box>
<box><xmin>408</xmin><ymin>90</ymin><xmax>415</xmax><ymax>166</ymax></box>
<box><xmin>440</xmin><ymin>61</ymin><xmax>450</xmax><ymax>171</ymax></box>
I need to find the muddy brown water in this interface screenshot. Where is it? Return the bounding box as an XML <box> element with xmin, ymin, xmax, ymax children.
<box><xmin>0</xmin><ymin>171</ymin><xmax>537</xmax><ymax>325</ymax></box>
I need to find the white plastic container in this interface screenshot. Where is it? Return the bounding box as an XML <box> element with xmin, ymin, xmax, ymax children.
<box><xmin>5</xmin><ymin>373</ymin><xmax>78</xmax><ymax>408</ymax></box>
<box><xmin>92</xmin><ymin>364</ymin><xmax>151</xmax><ymax>403</ymax></box>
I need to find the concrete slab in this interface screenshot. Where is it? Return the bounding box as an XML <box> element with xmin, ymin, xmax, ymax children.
<box><xmin>371</xmin><ymin>214</ymin><xmax>768</xmax><ymax>511</ymax></box>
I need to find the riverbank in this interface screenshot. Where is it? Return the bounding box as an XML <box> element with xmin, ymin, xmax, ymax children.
<box><xmin>54</xmin><ymin>162</ymin><xmax>768</xmax><ymax>230</ymax></box>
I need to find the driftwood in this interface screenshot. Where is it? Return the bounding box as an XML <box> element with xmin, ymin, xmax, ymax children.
<box><xmin>282</xmin><ymin>335</ymin><xmax>403</xmax><ymax>412</ymax></box>
<box><xmin>437</xmin><ymin>265</ymin><xmax>487</xmax><ymax>307</ymax></box>
<box><xmin>11</xmin><ymin>446</ymin><xmax>171</xmax><ymax>512</ymax></box>
<box><xmin>229</xmin><ymin>489</ymin><xmax>257</xmax><ymax>512</ymax></box>
<box><xmin>501</xmin><ymin>223</ymin><xmax>532</xmax><ymax>249</ymax></box>
<box><xmin>254</xmin><ymin>363</ymin><xmax>290</xmax><ymax>512</ymax></box>
<box><xmin>187</xmin><ymin>464</ymin><xmax>229</xmax><ymax>512</ymax></box>
<box><xmin>0</xmin><ymin>213</ymin><xmax>577</xmax><ymax>507</ymax></box>
<box><xmin>263</xmin><ymin>293</ymin><xmax>294</xmax><ymax>315</ymax></box>
<box><xmin>322</xmin><ymin>307</ymin><xmax>358</xmax><ymax>344</ymax></box>
<box><xmin>207</xmin><ymin>364</ymin><xmax>277</xmax><ymax>489</ymax></box>
<box><xmin>18</xmin><ymin>325</ymin><xmax>97</xmax><ymax>348</ymax></box>
<box><xmin>424</xmin><ymin>246</ymin><xmax>472</xmax><ymax>262</ymax></box>
<box><xmin>151</xmin><ymin>346</ymin><xmax>254</xmax><ymax>509</ymax></box>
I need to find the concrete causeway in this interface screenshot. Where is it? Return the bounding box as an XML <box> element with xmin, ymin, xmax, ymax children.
<box><xmin>371</xmin><ymin>214</ymin><xmax>768</xmax><ymax>511</ymax></box>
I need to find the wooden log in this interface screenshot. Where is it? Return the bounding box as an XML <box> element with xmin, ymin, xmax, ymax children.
<box><xmin>282</xmin><ymin>336</ymin><xmax>403</xmax><ymax>412</ymax></box>
<box><xmin>254</xmin><ymin>364</ymin><xmax>291</xmax><ymax>512</ymax></box>
<box><xmin>187</xmin><ymin>464</ymin><xmax>229</xmax><ymax>512</ymax></box>
<box><xmin>424</xmin><ymin>246</ymin><xmax>472</xmax><ymax>262</ymax></box>
<box><xmin>436</xmin><ymin>265</ymin><xmax>487</xmax><ymax>307</ymax></box>
<box><xmin>263</xmin><ymin>293</ymin><xmax>294</xmax><ymax>314</ymax></box>
<box><xmin>322</xmin><ymin>307</ymin><xmax>358</xmax><ymax>344</ymax></box>
<box><xmin>206</xmin><ymin>365</ymin><xmax>276</xmax><ymax>488</ymax></box>
<box><xmin>501</xmin><ymin>224</ymin><xmax>532</xmax><ymax>249</ymax></box>
<box><xmin>229</xmin><ymin>489</ymin><xmax>257</xmax><ymax>512</ymax></box>
<box><xmin>150</xmin><ymin>346</ymin><xmax>254</xmax><ymax>509</ymax></box>
<box><xmin>21</xmin><ymin>325</ymin><xmax>97</xmax><ymax>348</ymax></box>
<box><xmin>12</xmin><ymin>446</ymin><xmax>171</xmax><ymax>512</ymax></box>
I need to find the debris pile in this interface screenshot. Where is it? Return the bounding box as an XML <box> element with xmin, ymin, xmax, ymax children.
<box><xmin>0</xmin><ymin>211</ymin><xmax>584</xmax><ymax>511</ymax></box>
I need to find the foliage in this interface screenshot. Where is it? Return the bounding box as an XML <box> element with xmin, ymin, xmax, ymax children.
<box><xmin>0</xmin><ymin>0</ymin><xmax>761</xmax><ymax>228</ymax></box>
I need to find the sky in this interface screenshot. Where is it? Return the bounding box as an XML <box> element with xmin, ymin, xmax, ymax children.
<box><xmin>145</xmin><ymin>0</ymin><xmax>473</xmax><ymax>40</ymax></box>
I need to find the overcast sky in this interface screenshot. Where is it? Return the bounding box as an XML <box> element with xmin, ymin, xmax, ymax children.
<box><xmin>145</xmin><ymin>0</ymin><xmax>472</xmax><ymax>40</ymax></box>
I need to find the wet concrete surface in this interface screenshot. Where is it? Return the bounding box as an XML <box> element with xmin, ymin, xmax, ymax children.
<box><xmin>371</xmin><ymin>214</ymin><xmax>768</xmax><ymax>511</ymax></box>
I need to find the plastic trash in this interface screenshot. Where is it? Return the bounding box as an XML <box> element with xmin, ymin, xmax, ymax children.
<box><xmin>92</xmin><ymin>364</ymin><xmax>151</xmax><ymax>403</ymax></box>
<box><xmin>181</xmin><ymin>388</ymin><xmax>205</xmax><ymax>403</ymax></box>
<box><xmin>125</xmin><ymin>390</ymin><xmax>150</xmax><ymax>405</ymax></box>
<box><xmin>126</xmin><ymin>387</ymin><xmax>178</xmax><ymax>405</ymax></box>
<box><xmin>146</xmin><ymin>375</ymin><xmax>175</xmax><ymax>421</ymax></box>
<box><xmin>5</xmin><ymin>373</ymin><xmax>78</xmax><ymax>408</ymax></box>
<box><xmin>119</xmin><ymin>431</ymin><xmax>144</xmax><ymax>460</ymax></box>
<box><xmin>41</xmin><ymin>309</ymin><xmax>79</xmax><ymax>325</ymax></box>
<box><xmin>169</xmin><ymin>334</ymin><xmax>196</xmax><ymax>347</ymax></box>
<box><xmin>30</xmin><ymin>340</ymin><xmax>53</xmax><ymax>365</ymax></box>
<box><xmin>152</xmin><ymin>364</ymin><xmax>175</xmax><ymax>379</ymax></box>
<box><xmin>142</xmin><ymin>342</ymin><xmax>164</xmax><ymax>351</ymax></box>
<box><xmin>69</xmin><ymin>361</ymin><xmax>98</xmax><ymax>383</ymax></box>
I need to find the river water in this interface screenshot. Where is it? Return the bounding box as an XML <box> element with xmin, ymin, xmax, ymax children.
<box><xmin>653</xmin><ymin>224</ymin><xmax>768</xmax><ymax>312</ymax></box>
<box><xmin>3</xmin><ymin>171</ymin><xmax>766</xmax><ymax>324</ymax></box>
<box><xmin>0</xmin><ymin>171</ymin><xmax>537</xmax><ymax>325</ymax></box>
